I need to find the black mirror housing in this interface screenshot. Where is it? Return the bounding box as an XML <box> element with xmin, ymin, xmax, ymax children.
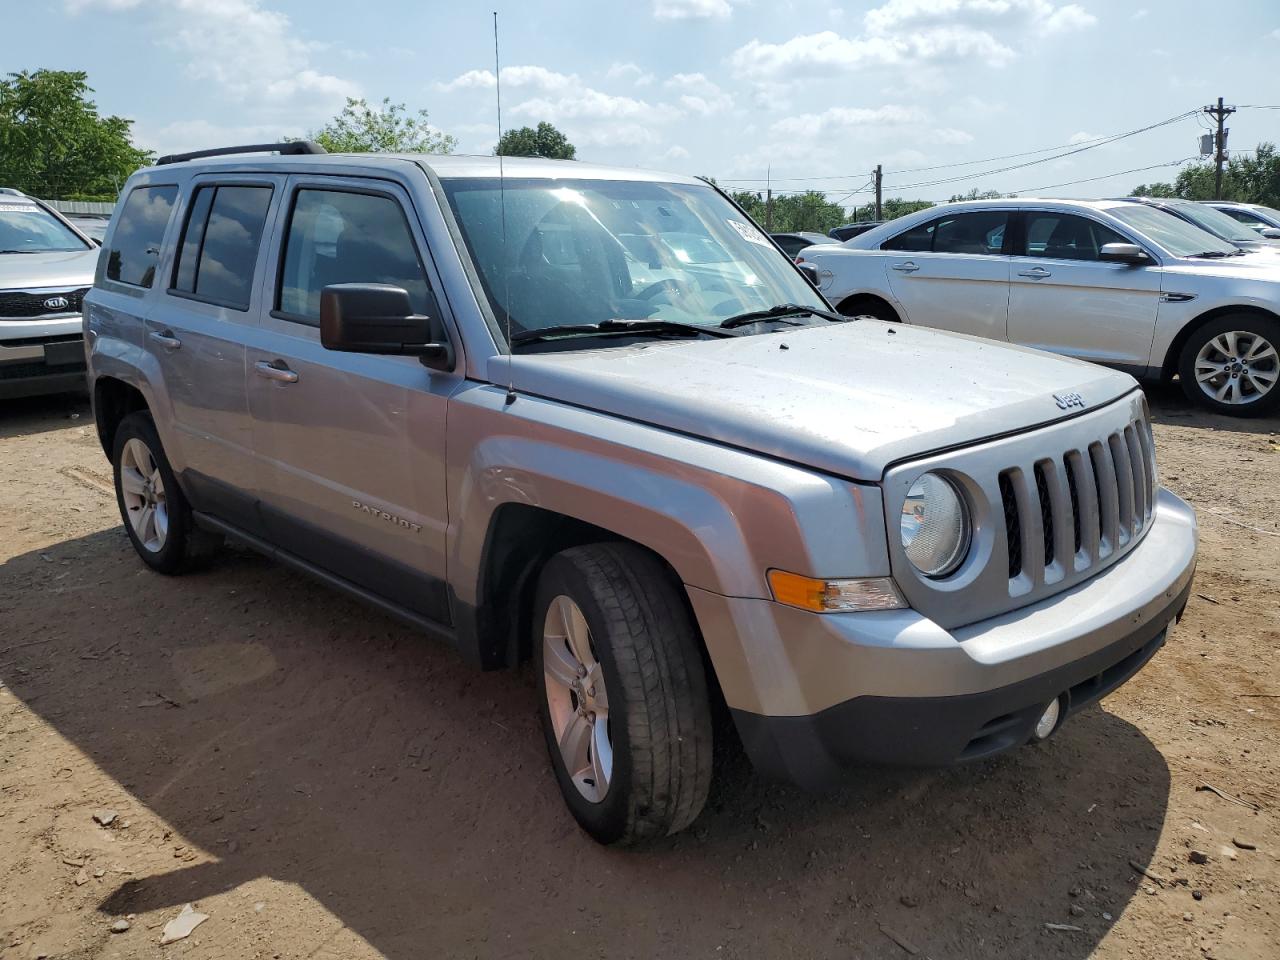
<box><xmin>320</xmin><ymin>283</ymin><xmax>453</xmax><ymax>370</ymax></box>
<box><xmin>797</xmin><ymin>262</ymin><xmax>821</xmax><ymax>285</ymax></box>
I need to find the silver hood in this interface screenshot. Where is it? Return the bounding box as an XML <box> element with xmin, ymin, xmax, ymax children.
<box><xmin>0</xmin><ymin>248</ymin><xmax>99</xmax><ymax>290</ymax></box>
<box><xmin>495</xmin><ymin>320</ymin><xmax>1138</xmax><ymax>481</ymax></box>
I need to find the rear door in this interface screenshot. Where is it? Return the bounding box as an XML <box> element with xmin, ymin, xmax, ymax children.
<box><xmin>246</xmin><ymin>175</ymin><xmax>459</xmax><ymax>625</ymax></box>
<box><xmin>1006</xmin><ymin>210</ymin><xmax>1162</xmax><ymax>368</ymax></box>
<box><xmin>879</xmin><ymin>209</ymin><xmax>1011</xmax><ymax>341</ymax></box>
<box><xmin>145</xmin><ymin>176</ymin><xmax>281</xmax><ymax>532</ymax></box>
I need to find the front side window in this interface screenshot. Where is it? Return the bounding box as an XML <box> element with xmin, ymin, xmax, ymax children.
<box><xmin>171</xmin><ymin>184</ymin><xmax>273</xmax><ymax>309</ymax></box>
<box><xmin>882</xmin><ymin>211</ymin><xmax>1007</xmax><ymax>255</ymax></box>
<box><xmin>1220</xmin><ymin>208</ymin><xmax>1268</xmax><ymax>228</ymax></box>
<box><xmin>278</xmin><ymin>189</ymin><xmax>430</xmax><ymax>323</ymax></box>
<box><xmin>0</xmin><ymin>199</ymin><xmax>91</xmax><ymax>254</ymax></box>
<box><xmin>1107</xmin><ymin>204</ymin><xmax>1237</xmax><ymax>258</ymax></box>
<box><xmin>107</xmin><ymin>185</ymin><xmax>178</xmax><ymax>287</ymax></box>
<box><xmin>440</xmin><ymin>177</ymin><xmax>826</xmax><ymax>347</ymax></box>
<box><xmin>1023</xmin><ymin>212</ymin><xmax>1127</xmax><ymax>261</ymax></box>
<box><xmin>1167</xmin><ymin>201</ymin><xmax>1263</xmax><ymax>244</ymax></box>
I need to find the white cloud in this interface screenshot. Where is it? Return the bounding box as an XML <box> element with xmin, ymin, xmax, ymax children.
<box><xmin>511</xmin><ymin>89</ymin><xmax>664</xmax><ymax>123</ymax></box>
<box><xmin>865</xmin><ymin>0</ymin><xmax>1095</xmax><ymax>36</ymax></box>
<box><xmin>1131</xmin><ymin>8</ymin><xmax>1149</xmax><ymax>19</ymax></box>
<box><xmin>770</xmin><ymin>104</ymin><xmax>927</xmax><ymax>139</ymax></box>
<box><xmin>607</xmin><ymin>62</ymin><xmax>655</xmax><ymax>86</ymax></box>
<box><xmin>652</xmin><ymin>0</ymin><xmax>737</xmax><ymax>20</ymax></box>
<box><xmin>664</xmin><ymin>73</ymin><xmax>733</xmax><ymax>115</ymax></box>
<box><xmin>1068</xmin><ymin>130</ymin><xmax>1103</xmax><ymax>144</ymax></box>
<box><xmin>67</xmin><ymin>0</ymin><xmax>357</xmax><ymax>116</ymax></box>
<box><xmin>434</xmin><ymin>66</ymin><xmax>579</xmax><ymax>94</ymax></box>
<box><xmin>730</xmin><ymin>28</ymin><xmax>1015</xmax><ymax>78</ymax></box>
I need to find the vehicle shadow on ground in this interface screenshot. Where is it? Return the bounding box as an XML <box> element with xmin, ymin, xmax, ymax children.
<box><xmin>1</xmin><ymin>527</ymin><xmax>1173</xmax><ymax>959</ymax></box>
<box><xmin>0</xmin><ymin>391</ymin><xmax>90</xmax><ymax>439</ymax></box>
<box><xmin>1142</xmin><ymin>380</ymin><xmax>1280</xmax><ymax>436</ymax></box>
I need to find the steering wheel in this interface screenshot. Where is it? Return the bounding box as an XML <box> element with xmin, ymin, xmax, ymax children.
<box><xmin>635</xmin><ymin>278</ymin><xmax>697</xmax><ymax>301</ymax></box>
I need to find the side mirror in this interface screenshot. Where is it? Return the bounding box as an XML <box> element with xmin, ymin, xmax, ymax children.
<box><xmin>797</xmin><ymin>262</ymin><xmax>821</xmax><ymax>286</ymax></box>
<box><xmin>1099</xmin><ymin>242</ymin><xmax>1151</xmax><ymax>265</ymax></box>
<box><xmin>1260</xmin><ymin>227</ymin><xmax>1280</xmax><ymax>240</ymax></box>
<box><xmin>320</xmin><ymin>283</ymin><xmax>453</xmax><ymax>371</ymax></box>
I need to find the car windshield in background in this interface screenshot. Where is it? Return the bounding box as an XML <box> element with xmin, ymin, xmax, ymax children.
<box><xmin>1108</xmin><ymin>204</ymin><xmax>1237</xmax><ymax>258</ymax></box>
<box><xmin>440</xmin><ymin>177</ymin><xmax>825</xmax><ymax>348</ymax></box>
<box><xmin>0</xmin><ymin>200</ymin><xmax>91</xmax><ymax>253</ymax></box>
<box><xmin>1166</xmin><ymin>201</ymin><xmax>1265</xmax><ymax>244</ymax></box>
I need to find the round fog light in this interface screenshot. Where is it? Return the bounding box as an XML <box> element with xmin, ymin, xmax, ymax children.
<box><xmin>1034</xmin><ymin>697</ymin><xmax>1062</xmax><ymax>741</ymax></box>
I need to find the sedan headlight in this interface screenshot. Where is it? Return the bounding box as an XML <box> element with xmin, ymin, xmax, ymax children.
<box><xmin>900</xmin><ymin>472</ymin><xmax>971</xmax><ymax>578</ymax></box>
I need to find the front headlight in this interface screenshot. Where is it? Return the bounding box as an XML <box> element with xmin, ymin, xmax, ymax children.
<box><xmin>901</xmin><ymin>472</ymin><xmax>970</xmax><ymax>578</ymax></box>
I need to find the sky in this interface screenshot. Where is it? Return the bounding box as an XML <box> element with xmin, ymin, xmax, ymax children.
<box><xmin>10</xmin><ymin>0</ymin><xmax>1280</xmax><ymax>207</ymax></box>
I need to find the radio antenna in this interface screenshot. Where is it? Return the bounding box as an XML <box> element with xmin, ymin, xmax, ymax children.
<box><xmin>494</xmin><ymin>10</ymin><xmax>516</xmax><ymax>406</ymax></box>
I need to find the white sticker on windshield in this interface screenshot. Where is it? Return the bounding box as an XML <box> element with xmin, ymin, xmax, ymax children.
<box><xmin>0</xmin><ymin>203</ymin><xmax>40</xmax><ymax>213</ymax></box>
<box><xmin>726</xmin><ymin>218</ymin><xmax>771</xmax><ymax>247</ymax></box>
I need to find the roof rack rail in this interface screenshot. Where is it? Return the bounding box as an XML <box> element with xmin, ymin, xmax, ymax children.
<box><xmin>156</xmin><ymin>140</ymin><xmax>327</xmax><ymax>166</ymax></box>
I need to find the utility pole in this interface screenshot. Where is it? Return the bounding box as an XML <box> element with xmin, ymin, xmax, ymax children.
<box><xmin>765</xmin><ymin>164</ymin><xmax>774</xmax><ymax>231</ymax></box>
<box><xmin>873</xmin><ymin>164</ymin><xmax>883</xmax><ymax>220</ymax></box>
<box><xmin>1203</xmin><ymin>97</ymin><xmax>1236</xmax><ymax>200</ymax></box>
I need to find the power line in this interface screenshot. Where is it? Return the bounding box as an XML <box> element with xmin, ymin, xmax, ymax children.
<box><xmin>716</xmin><ymin>109</ymin><xmax>1199</xmax><ymax>186</ymax></box>
<box><xmin>1007</xmin><ymin>157</ymin><xmax>1196</xmax><ymax>195</ymax></box>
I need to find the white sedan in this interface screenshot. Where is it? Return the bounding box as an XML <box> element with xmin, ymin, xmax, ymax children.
<box><xmin>798</xmin><ymin>198</ymin><xmax>1280</xmax><ymax>416</ymax></box>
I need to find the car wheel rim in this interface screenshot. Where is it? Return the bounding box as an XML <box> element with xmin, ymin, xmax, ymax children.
<box><xmin>1194</xmin><ymin>330</ymin><xmax>1279</xmax><ymax>405</ymax></box>
<box><xmin>542</xmin><ymin>595</ymin><xmax>612</xmax><ymax>803</ymax></box>
<box><xmin>120</xmin><ymin>437</ymin><xmax>168</xmax><ymax>553</ymax></box>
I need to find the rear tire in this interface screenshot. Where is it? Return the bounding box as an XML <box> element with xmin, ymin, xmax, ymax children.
<box><xmin>1177</xmin><ymin>313</ymin><xmax>1280</xmax><ymax>417</ymax></box>
<box><xmin>533</xmin><ymin>543</ymin><xmax>713</xmax><ymax>845</ymax></box>
<box><xmin>111</xmin><ymin>411</ymin><xmax>221</xmax><ymax>574</ymax></box>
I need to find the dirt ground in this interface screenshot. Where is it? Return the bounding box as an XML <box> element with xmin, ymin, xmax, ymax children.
<box><xmin>0</xmin><ymin>384</ymin><xmax>1277</xmax><ymax>960</ymax></box>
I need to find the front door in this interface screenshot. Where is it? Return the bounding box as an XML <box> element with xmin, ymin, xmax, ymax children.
<box><xmin>880</xmin><ymin>209</ymin><xmax>1011</xmax><ymax>341</ymax></box>
<box><xmin>246</xmin><ymin>176</ymin><xmax>460</xmax><ymax>625</ymax></box>
<box><xmin>1006</xmin><ymin>211</ymin><xmax>1162</xmax><ymax>368</ymax></box>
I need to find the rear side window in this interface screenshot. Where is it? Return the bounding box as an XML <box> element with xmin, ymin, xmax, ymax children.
<box><xmin>171</xmin><ymin>184</ymin><xmax>273</xmax><ymax>309</ymax></box>
<box><xmin>107</xmin><ymin>185</ymin><xmax>178</xmax><ymax>287</ymax></box>
<box><xmin>277</xmin><ymin>188</ymin><xmax>430</xmax><ymax>324</ymax></box>
<box><xmin>883</xmin><ymin>211</ymin><xmax>1007</xmax><ymax>255</ymax></box>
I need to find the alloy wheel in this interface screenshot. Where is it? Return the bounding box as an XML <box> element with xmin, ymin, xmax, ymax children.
<box><xmin>119</xmin><ymin>437</ymin><xmax>169</xmax><ymax>553</ymax></box>
<box><xmin>542</xmin><ymin>595</ymin><xmax>613</xmax><ymax>803</ymax></box>
<box><xmin>1194</xmin><ymin>330</ymin><xmax>1279</xmax><ymax>405</ymax></box>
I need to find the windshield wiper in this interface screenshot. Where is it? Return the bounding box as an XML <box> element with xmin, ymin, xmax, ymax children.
<box><xmin>511</xmin><ymin>318</ymin><xmax>736</xmax><ymax>346</ymax></box>
<box><xmin>719</xmin><ymin>302</ymin><xmax>847</xmax><ymax>329</ymax></box>
<box><xmin>1189</xmin><ymin>250</ymin><xmax>1233</xmax><ymax>258</ymax></box>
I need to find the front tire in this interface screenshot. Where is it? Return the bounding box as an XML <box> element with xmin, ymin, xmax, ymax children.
<box><xmin>1178</xmin><ymin>314</ymin><xmax>1280</xmax><ymax>417</ymax></box>
<box><xmin>111</xmin><ymin>411</ymin><xmax>220</xmax><ymax>574</ymax></box>
<box><xmin>534</xmin><ymin>543</ymin><xmax>713</xmax><ymax>845</ymax></box>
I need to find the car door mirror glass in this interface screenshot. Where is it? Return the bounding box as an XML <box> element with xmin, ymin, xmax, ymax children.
<box><xmin>320</xmin><ymin>283</ymin><xmax>453</xmax><ymax>370</ymax></box>
<box><xmin>1099</xmin><ymin>242</ymin><xmax>1150</xmax><ymax>265</ymax></box>
<box><xmin>797</xmin><ymin>262</ymin><xmax>820</xmax><ymax>285</ymax></box>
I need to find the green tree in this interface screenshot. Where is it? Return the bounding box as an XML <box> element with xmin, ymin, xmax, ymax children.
<box><xmin>495</xmin><ymin>122</ymin><xmax>576</xmax><ymax>159</ymax></box>
<box><xmin>308</xmin><ymin>97</ymin><xmax>456</xmax><ymax>154</ymax></box>
<box><xmin>850</xmin><ymin>197</ymin><xmax>934</xmax><ymax>221</ymax></box>
<box><xmin>1131</xmin><ymin>145</ymin><xmax>1280</xmax><ymax>206</ymax></box>
<box><xmin>727</xmin><ymin>189</ymin><xmax>848</xmax><ymax>233</ymax></box>
<box><xmin>948</xmin><ymin>188</ymin><xmax>1006</xmax><ymax>203</ymax></box>
<box><xmin>0</xmin><ymin>69</ymin><xmax>152</xmax><ymax>200</ymax></box>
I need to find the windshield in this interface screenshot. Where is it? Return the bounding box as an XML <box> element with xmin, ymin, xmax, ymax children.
<box><xmin>1108</xmin><ymin>204</ymin><xmax>1238</xmax><ymax>257</ymax></box>
<box><xmin>1165</xmin><ymin>200</ymin><xmax>1262</xmax><ymax>244</ymax></box>
<box><xmin>0</xmin><ymin>199</ymin><xmax>91</xmax><ymax>253</ymax></box>
<box><xmin>440</xmin><ymin>177</ymin><xmax>827</xmax><ymax>348</ymax></box>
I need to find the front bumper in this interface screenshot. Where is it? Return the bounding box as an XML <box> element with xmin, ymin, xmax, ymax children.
<box><xmin>689</xmin><ymin>488</ymin><xmax>1197</xmax><ymax>787</ymax></box>
<box><xmin>0</xmin><ymin>327</ymin><xmax>87</xmax><ymax>399</ymax></box>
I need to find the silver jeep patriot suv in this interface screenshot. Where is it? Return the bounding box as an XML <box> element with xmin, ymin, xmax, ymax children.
<box><xmin>85</xmin><ymin>143</ymin><xmax>1198</xmax><ymax>845</ymax></box>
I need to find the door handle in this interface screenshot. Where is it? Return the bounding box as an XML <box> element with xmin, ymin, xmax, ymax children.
<box><xmin>255</xmin><ymin>360</ymin><xmax>299</xmax><ymax>384</ymax></box>
<box><xmin>148</xmin><ymin>330</ymin><xmax>182</xmax><ymax>351</ymax></box>
<box><xmin>891</xmin><ymin>261</ymin><xmax>920</xmax><ymax>273</ymax></box>
<box><xmin>1017</xmin><ymin>267</ymin><xmax>1052</xmax><ymax>279</ymax></box>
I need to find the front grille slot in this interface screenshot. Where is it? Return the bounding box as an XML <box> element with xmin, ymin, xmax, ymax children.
<box><xmin>1063</xmin><ymin>453</ymin><xmax>1083</xmax><ymax>555</ymax></box>
<box><xmin>0</xmin><ymin>288</ymin><xmax>87</xmax><ymax>319</ymax></box>
<box><xmin>1034</xmin><ymin>462</ymin><xmax>1054</xmax><ymax>568</ymax></box>
<box><xmin>999</xmin><ymin>472</ymin><xmax>1022</xmax><ymax>579</ymax></box>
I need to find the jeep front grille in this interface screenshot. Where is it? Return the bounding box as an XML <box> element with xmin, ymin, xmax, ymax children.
<box><xmin>882</xmin><ymin>392</ymin><xmax>1158</xmax><ymax>631</ymax></box>
<box><xmin>997</xmin><ymin>414</ymin><xmax>1155</xmax><ymax>594</ymax></box>
<box><xmin>0</xmin><ymin>287</ymin><xmax>88</xmax><ymax>319</ymax></box>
